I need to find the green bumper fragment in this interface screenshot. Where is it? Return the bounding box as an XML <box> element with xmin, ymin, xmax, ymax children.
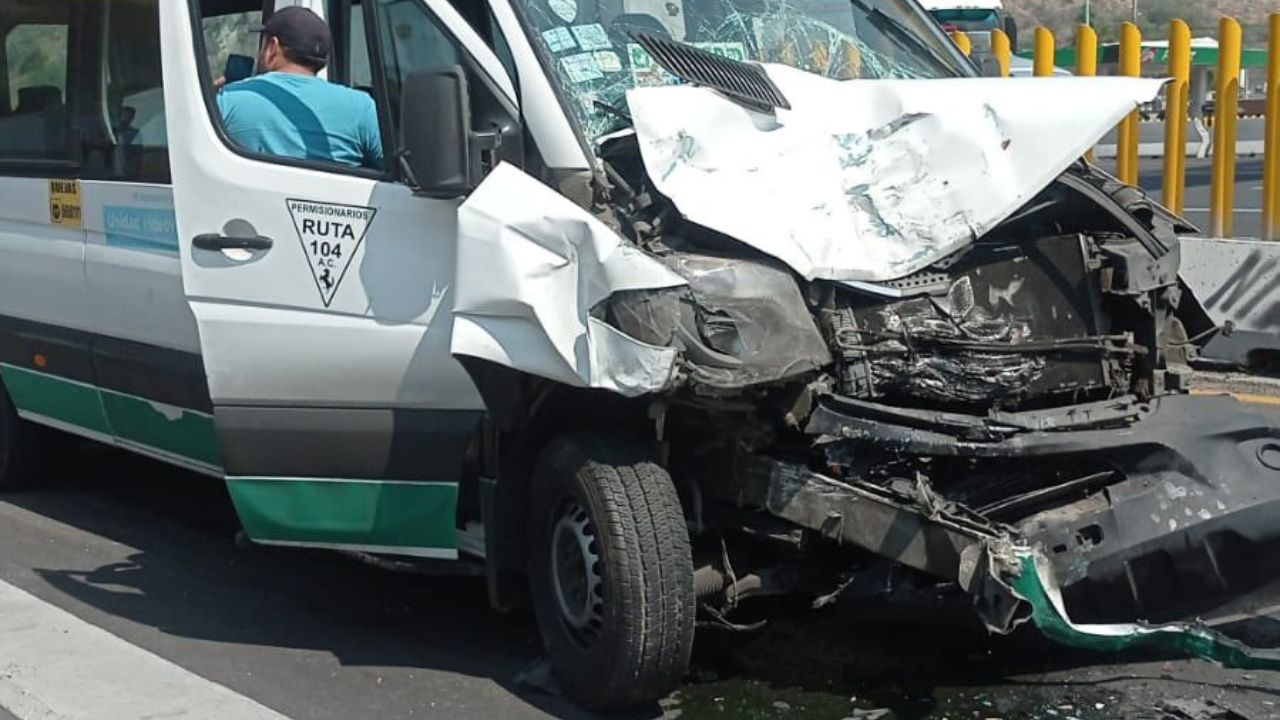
<box><xmin>1012</xmin><ymin>551</ymin><xmax>1280</xmax><ymax>670</ymax></box>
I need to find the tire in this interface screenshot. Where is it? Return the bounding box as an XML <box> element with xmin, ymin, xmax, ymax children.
<box><xmin>527</xmin><ymin>432</ymin><xmax>695</xmax><ymax>710</ymax></box>
<box><xmin>0</xmin><ymin>379</ymin><xmax>49</xmax><ymax>490</ymax></box>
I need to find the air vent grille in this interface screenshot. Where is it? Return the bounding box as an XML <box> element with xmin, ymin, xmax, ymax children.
<box><xmin>633</xmin><ymin>33</ymin><xmax>791</xmax><ymax>112</ymax></box>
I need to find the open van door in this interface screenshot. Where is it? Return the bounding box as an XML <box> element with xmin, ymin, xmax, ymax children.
<box><xmin>157</xmin><ymin>0</ymin><xmax>509</xmax><ymax>558</ymax></box>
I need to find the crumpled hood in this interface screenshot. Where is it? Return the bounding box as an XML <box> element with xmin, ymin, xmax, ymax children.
<box><xmin>628</xmin><ymin>68</ymin><xmax>1165</xmax><ymax>282</ymax></box>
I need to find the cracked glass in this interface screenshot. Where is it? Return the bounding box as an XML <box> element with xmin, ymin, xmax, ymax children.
<box><xmin>514</xmin><ymin>0</ymin><xmax>971</xmax><ymax>142</ymax></box>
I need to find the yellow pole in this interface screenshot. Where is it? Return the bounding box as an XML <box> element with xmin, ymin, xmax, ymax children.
<box><xmin>1117</xmin><ymin>22</ymin><xmax>1142</xmax><ymax>186</ymax></box>
<box><xmin>991</xmin><ymin>29</ymin><xmax>1011</xmax><ymax>77</ymax></box>
<box><xmin>1264</xmin><ymin>14</ymin><xmax>1280</xmax><ymax>240</ymax></box>
<box><xmin>951</xmin><ymin>30</ymin><xmax>972</xmax><ymax>57</ymax></box>
<box><xmin>1076</xmin><ymin>25</ymin><xmax>1098</xmax><ymax>162</ymax></box>
<box><xmin>1211</xmin><ymin>17</ymin><xmax>1243</xmax><ymax>238</ymax></box>
<box><xmin>1075</xmin><ymin>24</ymin><xmax>1097</xmax><ymax>76</ymax></box>
<box><xmin>1164</xmin><ymin>20</ymin><xmax>1192</xmax><ymax>213</ymax></box>
<box><xmin>1034</xmin><ymin>27</ymin><xmax>1054</xmax><ymax>78</ymax></box>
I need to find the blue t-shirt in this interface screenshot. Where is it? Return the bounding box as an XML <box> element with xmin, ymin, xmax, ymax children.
<box><xmin>217</xmin><ymin>72</ymin><xmax>383</xmax><ymax>170</ymax></box>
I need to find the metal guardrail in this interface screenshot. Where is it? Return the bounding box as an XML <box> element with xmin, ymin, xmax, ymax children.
<box><xmin>952</xmin><ymin>14</ymin><xmax>1280</xmax><ymax>240</ymax></box>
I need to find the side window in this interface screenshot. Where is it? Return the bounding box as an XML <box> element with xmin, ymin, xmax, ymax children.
<box><xmin>99</xmin><ymin>0</ymin><xmax>168</xmax><ymax>182</ymax></box>
<box><xmin>202</xmin><ymin>8</ymin><xmax>265</xmax><ymax>83</ymax></box>
<box><xmin>0</xmin><ymin>7</ymin><xmax>73</xmax><ymax>164</ymax></box>
<box><xmin>444</xmin><ymin>0</ymin><xmax>516</xmax><ymax>88</ymax></box>
<box><xmin>370</xmin><ymin>0</ymin><xmax>462</xmax><ymax>141</ymax></box>
<box><xmin>198</xmin><ymin>1</ymin><xmax>385</xmax><ymax>173</ymax></box>
<box><xmin>350</xmin><ymin>4</ymin><xmax>374</xmax><ymax>89</ymax></box>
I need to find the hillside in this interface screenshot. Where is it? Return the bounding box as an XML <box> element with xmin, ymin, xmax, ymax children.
<box><xmin>1002</xmin><ymin>0</ymin><xmax>1275</xmax><ymax>47</ymax></box>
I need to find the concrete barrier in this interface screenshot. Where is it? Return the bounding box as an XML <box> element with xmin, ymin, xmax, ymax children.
<box><xmin>1180</xmin><ymin>236</ymin><xmax>1280</xmax><ymax>367</ymax></box>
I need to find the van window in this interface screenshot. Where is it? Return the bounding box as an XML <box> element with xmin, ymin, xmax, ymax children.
<box><xmin>198</xmin><ymin>0</ymin><xmax>386</xmax><ymax>174</ymax></box>
<box><xmin>99</xmin><ymin>0</ymin><xmax>169</xmax><ymax>183</ymax></box>
<box><xmin>370</xmin><ymin>0</ymin><xmax>462</xmax><ymax>142</ymax></box>
<box><xmin>203</xmin><ymin>9</ymin><xmax>265</xmax><ymax>83</ymax></box>
<box><xmin>350</xmin><ymin>3</ymin><xmax>373</xmax><ymax>89</ymax></box>
<box><xmin>0</xmin><ymin>9</ymin><xmax>73</xmax><ymax>163</ymax></box>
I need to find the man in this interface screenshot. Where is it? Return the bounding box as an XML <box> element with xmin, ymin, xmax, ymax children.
<box><xmin>217</xmin><ymin>7</ymin><xmax>383</xmax><ymax>170</ymax></box>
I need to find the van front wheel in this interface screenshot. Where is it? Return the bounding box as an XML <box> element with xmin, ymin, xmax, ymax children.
<box><xmin>527</xmin><ymin>432</ymin><xmax>695</xmax><ymax>710</ymax></box>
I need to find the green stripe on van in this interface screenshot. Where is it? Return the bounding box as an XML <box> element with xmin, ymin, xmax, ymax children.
<box><xmin>0</xmin><ymin>364</ymin><xmax>112</xmax><ymax>436</ymax></box>
<box><xmin>98</xmin><ymin>391</ymin><xmax>220</xmax><ymax>468</ymax></box>
<box><xmin>226</xmin><ymin>478</ymin><xmax>458</xmax><ymax>554</ymax></box>
<box><xmin>0</xmin><ymin>363</ymin><xmax>218</xmax><ymax>470</ymax></box>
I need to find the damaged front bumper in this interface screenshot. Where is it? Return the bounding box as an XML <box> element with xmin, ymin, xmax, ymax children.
<box><xmin>808</xmin><ymin>392</ymin><xmax>1280</xmax><ymax>624</ymax></box>
<box><xmin>703</xmin><ymin>392</ymin><xmax>1280</xmax><ymax>667</ymax></box>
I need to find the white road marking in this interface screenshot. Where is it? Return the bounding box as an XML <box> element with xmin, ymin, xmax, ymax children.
<box><xmin>0</xmin><ymin>579</ymin><xmax>290</xmax><ymax>720</ymax></box>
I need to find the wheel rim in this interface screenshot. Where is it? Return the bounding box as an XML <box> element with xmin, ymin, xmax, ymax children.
<box><xmin>548</xmin><ymin>498</ymin><xmax>604</xmax><ymax>646</ymax></box>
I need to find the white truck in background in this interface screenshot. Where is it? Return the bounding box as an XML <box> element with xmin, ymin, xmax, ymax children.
<box><xmin>919</xmin><ymin>0</ymin><xmax>1017</xmax><ymax>58</ymax></box>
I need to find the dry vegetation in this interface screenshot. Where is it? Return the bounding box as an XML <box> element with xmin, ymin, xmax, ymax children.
<box><xmin>1003</xmin><ymin>0</ymin><xmax>1275</xmax><ymax>47</ymax></box>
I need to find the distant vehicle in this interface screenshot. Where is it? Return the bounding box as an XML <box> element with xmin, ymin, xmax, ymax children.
<box><xmin>919</xmin><ymin>0</ymin><xmax>1018</xmax><ymax>54</ymax></box>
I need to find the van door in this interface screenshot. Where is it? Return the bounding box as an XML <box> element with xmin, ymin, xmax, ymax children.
<box><xmin>159</xmin><ymin>0</ymin><xmax>514</xmax><ymax>558</ymax></box>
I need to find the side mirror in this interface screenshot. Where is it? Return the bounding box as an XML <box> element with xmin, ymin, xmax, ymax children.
<box><xmin>400</xmin><ymin>67</ymin><xmax>475</xmax><ymax>197</ymax></box>
<box><xmin>1003</xmin><ymin>16</ymin><xmax>1019</xmax><ymax>51</ymax></box>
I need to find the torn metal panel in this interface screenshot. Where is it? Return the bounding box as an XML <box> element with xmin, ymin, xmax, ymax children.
<box><xmin>628</xmin><ymin>70</ymin><xmax>1164</xmax><ymax>281</ymax></box>
<box><xmin>1013</xmin><ymin>551</ymin><xmax>1280</xmax><ymax>671</ymax></box>
<box><xmin>452</xmin><ymin>163</ymin><xmax>688</xmax><ymax>397</ymax></box>
<box><xmin>809</xmin><ymin>391</ymin><xmax>1280</xmax><ymax>625</ymax></box>
<box><xmin>703</xmin><ymin>455</ymin><xmax>1029</xmax><ymax>632</ymax></box>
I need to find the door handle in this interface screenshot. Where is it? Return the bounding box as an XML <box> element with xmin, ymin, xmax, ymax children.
<box><xmin>192</xmin><ymin>233</ymin><xmax>274</xmax><ymax>251</ymax></box>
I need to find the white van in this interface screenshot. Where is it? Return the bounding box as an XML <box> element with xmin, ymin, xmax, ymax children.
<box><xmin>3</xmin><ymin>0</ymin><xmax>1279</xmax><ymax>710</ymax></box>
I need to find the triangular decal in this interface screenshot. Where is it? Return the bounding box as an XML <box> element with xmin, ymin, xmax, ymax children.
<box><xmin>286</xmin><ymin>199</ymin><xmax>377</xmax><ymax>307</ymax></box>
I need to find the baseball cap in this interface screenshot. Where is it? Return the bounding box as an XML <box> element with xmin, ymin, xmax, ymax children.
<box><xmin>252</xmin><ymin>7</ymin><xmax>331</xmax><ymax>65</ymax></box>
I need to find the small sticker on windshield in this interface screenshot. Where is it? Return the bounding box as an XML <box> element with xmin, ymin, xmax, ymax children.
<box><xmin>594</xmin><ymin>51</ymin><xmax>622</xmax><ymax>73</ymax></box>
<box><xmin>541</xmin><ymin>26</ymin><xmax>576</xmax><ymax>53</ymax></box>
<box><xmin>287</xmin><ymin>199</ymin><xmax>376</xmax><ymax>308</ymax></box>
<box><xmin>560</xmin><ymin>53</ymin><xmax>603</xmax><ymax>84</ymax></box>
<box><xmin>571</xmin><ymin>23</ymin><xmax>612</xmax><ymax>51</ymax></box>
<box><xmin>548</xmin><ymin>0</ymin><xmax>577</xmax><ymax>22</ymax></box>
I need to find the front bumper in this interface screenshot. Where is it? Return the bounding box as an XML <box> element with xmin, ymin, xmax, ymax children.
<box><xmin>798</xmin><ymin>392</ymin><xmax>1280</xmax><ymax>624</ymax></box>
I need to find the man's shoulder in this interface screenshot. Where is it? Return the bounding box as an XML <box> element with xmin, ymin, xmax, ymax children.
<box><xmin>218</xmin><ymin>76</ymin><xmax>278</xmax><ymax>108</ymax></box>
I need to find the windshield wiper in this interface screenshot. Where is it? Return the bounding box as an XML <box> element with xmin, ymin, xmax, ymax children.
<box><xmin>847</xmin><ymin>0</ymin><xmax>962</xmax><ymax>76</ymax></box>
<box><xmin>593</xmin><ymin>99</ymin><xmax>632</xmax><ymax>125</ymax></box>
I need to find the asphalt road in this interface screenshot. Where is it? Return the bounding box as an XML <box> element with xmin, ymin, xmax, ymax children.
<box><xmin>3</xmin><ymin>438</ymin><xmax>1280</xmax><ymax>719</ymax></box>
<box><xmin>1126</xmin><ymin>155</ymin><xmax>1265</xmax><ymax>240</ymax></box>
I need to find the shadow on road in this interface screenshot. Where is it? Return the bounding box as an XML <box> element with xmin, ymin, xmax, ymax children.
<box><xmin>9</xmin><ymin>443</ymin><xmax>1280</xmax><ymax>719</ymax></box>
<box><xmin>4</xmin><ymin>444</ymin><xmax>657</xmax><ymax>720</ymax></box>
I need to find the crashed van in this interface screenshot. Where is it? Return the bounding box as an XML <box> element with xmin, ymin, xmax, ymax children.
<box><xmin>3</xmin><ymin>0</ymin><xmax>1280</xmax><ymax>710</ymax></box>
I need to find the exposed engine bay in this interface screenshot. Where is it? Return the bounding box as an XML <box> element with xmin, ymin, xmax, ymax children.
<box><xmin>597</xmin><ymin>124</ymin><xmax>1280</xmax><ymax>620</ymax></box>
<box><xmin>451</xmin><ymin>53</ymin><xmax>1280</xmax><ymax>666</ymax></box>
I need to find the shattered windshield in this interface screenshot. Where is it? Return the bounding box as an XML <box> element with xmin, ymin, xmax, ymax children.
<box><xmin>514</xmin><ymin>0</ymin><xmax>971</xmax><ymax>142</ymax></box>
